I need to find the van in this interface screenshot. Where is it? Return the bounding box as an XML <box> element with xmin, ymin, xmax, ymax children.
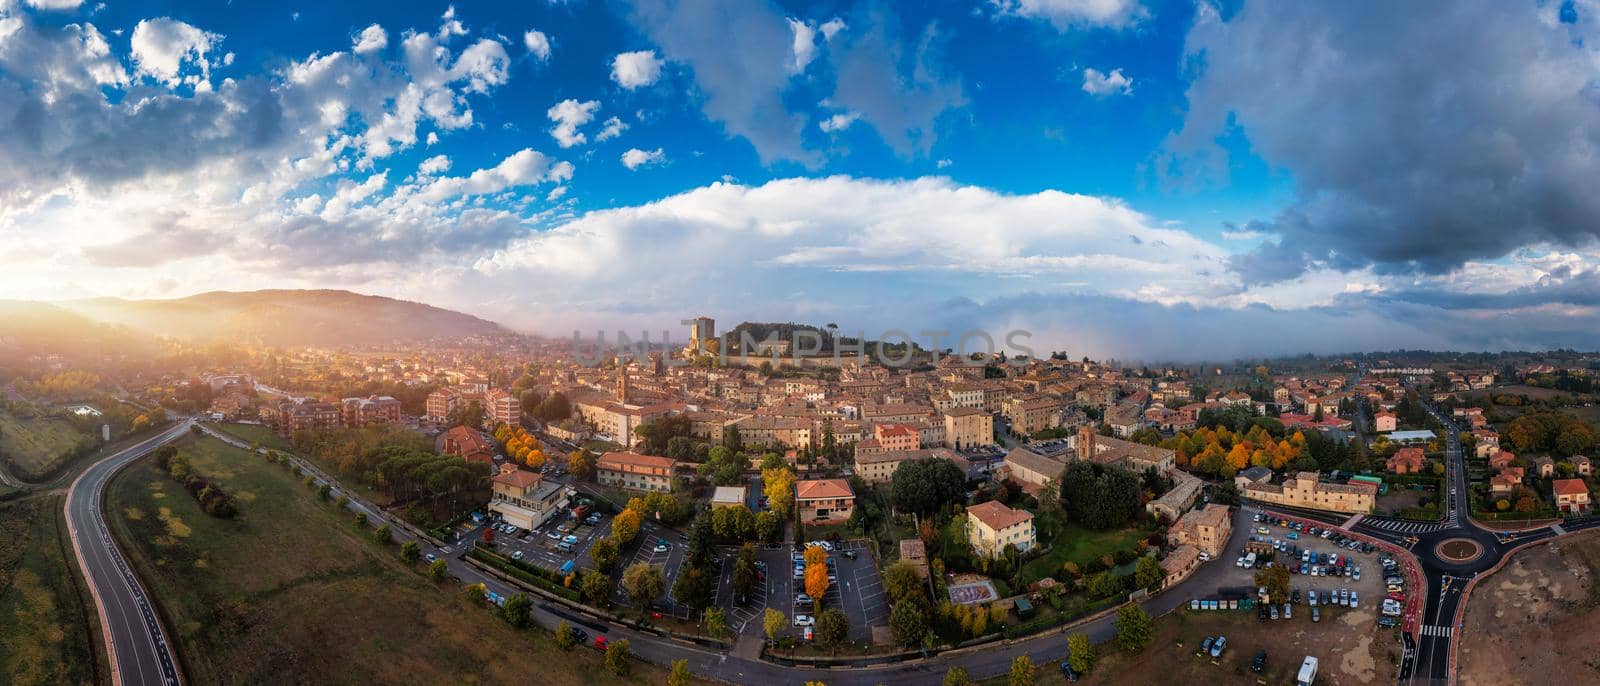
<box><xmin>559</xmin><ymin>560</ymin><xmax>576</xmax><ymax>576</ymax></box>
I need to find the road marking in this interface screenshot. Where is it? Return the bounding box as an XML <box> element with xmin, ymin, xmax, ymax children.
<box><xmin>1420</xmin><ymin>624</ymin><xmax>1453</xmax><ymax>638</ymax></box>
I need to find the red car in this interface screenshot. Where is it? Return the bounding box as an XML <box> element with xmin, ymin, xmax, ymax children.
<box><xmin>1387</xmin><ymin>592</ymin><xmax>1406</xmax><ymax>602</ymax></box>
<box><xmin>593</xmin><ymin>636</ymin><xmax>608</xmax><ymax>650</ymax></box>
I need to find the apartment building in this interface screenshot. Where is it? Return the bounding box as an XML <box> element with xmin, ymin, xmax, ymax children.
<box><xmin>425</xmin><ymin>388</ymin><xmax>462</xmax><ymax>422</ymax></box>
<box><xmin>484</xmin><ymin>388</ymin><xmax>521</xmax><ymax>427</ymax></box>
<box><xmin>1002</xmin><ymin>393</ymin><xmax>1061</xmax><ymax>437</ymax></box>
<box><xmin>853</xmin><ymin>447</ymin><xmax>959</xmax><ymax>484</ymax></box>
<box><xmin>966</xmin><ymin>500</ymin><xmax>1036</xmax><ymax>558</ymax></box>
<box><xmin>340</xmin><ymin>395</ymin><xmax>401</xmax><ymax>427</ymax></box>
<box><xmin>597</xmin><ymin>451</ymin><xmax>678</xmax><ymax>492</ymax></box>
<box><xmin>260</xmin><ymin>399</ymin><xmax>340</xmax><ymax>438</ymax></box>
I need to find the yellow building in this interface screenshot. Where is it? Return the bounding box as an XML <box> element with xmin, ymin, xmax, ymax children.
<box><xmin>1170</xmin><ymin>503</ymin><xmax>1232</xmax><ymax>558</ymax></box>
<box><xmin>597</xmin><ymin>451</ymin><xmax>678</xmax><ymax>492</ymax></box>
<box><xmin>489</xmin><ymin>468</ymin><xmax>566</xmax><ymax>530</ymax></box>
<box><xmin>1243</xmin><ymin>471</ymin><xmax>1376</xmax><ymax>514</ymax></box>
<box><xmin>965</xmin><ymin>500</ymin><xmax>1036</xmax><ymax>558</ymax></box>
<box><xmin>943</xmin><ymin>406</ymin><xmax>994</xmax><ymax>449</ymax></box>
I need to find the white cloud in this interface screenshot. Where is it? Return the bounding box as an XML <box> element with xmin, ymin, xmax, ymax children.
<box><xmin>129</xmin><ymin>17</ymin><xmax>223</xmax><ymax>88</ymax></box>
<box><xmin>417</xmin><ymin>154</ymin><xmax>451</xmax><ymax>175</ymax></box>
<box><xmin>621</xmin><ymin>147</ymin><xmax>666</xmax><ymax>170</ymax></box>
<box><xmin>1081</xmin><ymin>67</ymin><xmax>1132</xmax><ymax>96</ymax></box>
<box><xmin>1219</xmin><ymin>228</ymin><xmax>1265</xmax><ymax>241</ymax></box>
<box><xmin>24</xmin><ymin>0</ymin><xmax>85</xmax><ymax>10</ymax></box>
<box><xmin>820</xmin><ymin>18</ymin><xmax>846</xmax><ymax>40</ymax></box>
<box><xmin>936</xmin><ymin>158</ymin><xmax>952</xmax><ymax>169</ymax></box>
<box><xmin>437</xmin><ymin>5</ymin><xmax>467</xmax><ymax>42</ymax></box>
<box><xmin>610</xmin><ymin>49</ymin><xmax>662</xmax><ymax>89</ymax></box>
<box><xmin>426</xmin><ymin>132</ymin><xmax>440</xmax><ymax>146</ymax></box>
<box><xmin>353</xmin><ymin>24</ymin><xmax>387</xmax><ymax>54</ymax></box>
<box><xmin>546</xmin><ymin>99</ymin><xmax>599</xmax><ymax>148</ymax></box>
<box><xmin>523</xmin><ymin>29</ymin><xmax>550</xmax><ymax>60</ymax></box>
<box><xmin>993</xmin><ymin>0</ymin><xmax>1146</xmax><ymax>30</ymax></box>
<box><xmin>787</xmin><ymin>19</ymin><xmax>818</xmax><ymax>73</ymax></box>
<box><xmin>415</xmin><ymin>148</ymin><xmax>572</xmax><ymax>202</ymax></box>
<box><xmin>819</xmin><ymin>111</ymin><xmax>860</xmax><ymax>133</ymax></box>
<box><xmin>596</xmin><ymin>116</ymin><xmax>627</xmax><ymax>142</ymax></box>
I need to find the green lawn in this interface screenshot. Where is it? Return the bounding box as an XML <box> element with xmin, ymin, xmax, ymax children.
<box><xmin>1018</xmin><ymin>523</ymin><xmax>1150</xmax><ymax>586</ymax></box>
<box><xmin>107</xmin><ymin>434</ymin><xmax>674</xmax><ymax>685</ymax></box>
<box><xmin>0</xmin><ymin>496</ymin><xmax>103</xmax><ymax>685</ymax></box>
<box><xmin>0</xmin><ymin>410</ymin><xmax>92</xmax><ymax>477</ymax></box>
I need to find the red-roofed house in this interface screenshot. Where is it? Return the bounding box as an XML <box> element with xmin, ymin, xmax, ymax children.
<box><xmin>1387</xmin><ymin>447</ymin><xmax>1426</xmax><ymax>475</ymax></box>
<box><xmin>1374</xmin><ymin>411</ymin><xmax>1397</xmax><ymax>432</ymax></box>
<box><xmin>597</xmin><ymin>451</ymin><xmax>678</xmax><ymax>493</ymax></box>
<box><xmin>796</xmin><ymin>478</ymin><xmax>855</xmax><ymax>524</ymax></box>
<box><xmin>966</xmin><ymin>500</ymin><xmax>1037</xmax><ymax>557</ymax></box>
<box><xmin>1553</xmin><ymin>479</ymin><xmax>1590</xmax><ymax>514</ymax></box>
<box><xmin>436</xmin><ymin>425</ymin><xmax>495</xmax><ymax>465</ymax></box>
<box><xmin>1489</xmin><ymin>450</ymin><xmax>1517</xmax><ymax>471</ymax></box>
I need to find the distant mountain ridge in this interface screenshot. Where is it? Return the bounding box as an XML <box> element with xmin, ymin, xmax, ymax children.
<box><xmin>56</xmin><ymin>289</ymin><xmax>515</xmax><ymax>347</ymax></box>
<box><xmin>0</xmin><ymin>300</ymin><xmax>156</xmax><ymax>361</ymax></box>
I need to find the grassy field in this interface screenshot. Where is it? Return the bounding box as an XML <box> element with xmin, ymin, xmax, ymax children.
<box><xmin>211</xmin><ymin>422</ymin><xmax>292</xmax><ymax>452</ymax></box>
<box><xmin>0</xmin><ymin>496</ymin><xmax>103</xmax><ymax>686</ymax></box>
<box><xmin>1019</xmin><ymin>524</ymin><xmax>1150</xmax><ymax>586</ymax></box>
<box><xmin>107</xmin><ymin>434</ymin><xmax>676</xmax><ymax>685</ymax></box>
<box><xmin>0</xmin><ymin>410</ymin><xmax>92</xmax><ymax>477</ymax></box>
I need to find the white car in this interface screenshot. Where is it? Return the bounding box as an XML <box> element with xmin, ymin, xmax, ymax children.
<box><xmin>793</xmin><ymin>614</ymin><xmax>814</xmax><ymax>627</ymax></box>
<box><xmin>511</xmin><ymin>550</ymin><xmax>524</xmax><ymax>560</ymax></box>
<box><xmin>795</xmin><ymin>593</ymin><xmax>813</xmax><ymax>604</ymax></box>
<box><xmin>1198</xmin><ymin>552</ymin><xmax>1212</xmax><ymax>562</ymax></box>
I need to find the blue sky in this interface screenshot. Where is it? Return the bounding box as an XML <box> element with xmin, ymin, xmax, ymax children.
<box><xmin>4</xmin><ymin>0</ymin><xmax>1600</xmax><ymax>360</ymax></box>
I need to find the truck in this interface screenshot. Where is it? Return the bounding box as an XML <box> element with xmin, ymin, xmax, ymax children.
<box><xmin>1297</xmin><ymin>656</ymin><xmax>1319</xmax><ymax>686</ymax></box>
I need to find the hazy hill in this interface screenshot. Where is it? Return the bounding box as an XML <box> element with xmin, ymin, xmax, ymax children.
<box><xmin>0</xmin><ymin>301</ymin><xmax>153</xmax><ymax>361</ymax></box>
<box><xmin>56</xmin><ymin>290</ymin><xmax>514</xmax><ymax>347</ymax></box>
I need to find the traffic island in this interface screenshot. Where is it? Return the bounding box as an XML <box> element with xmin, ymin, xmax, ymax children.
<box><xmin>1434</xmin><ymin>538</ymin><xmax>1484</xmax><ymax>564</ymax></box>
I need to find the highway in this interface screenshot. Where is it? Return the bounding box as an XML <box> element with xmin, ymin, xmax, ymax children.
<box><xmin>63</xmin><ymin>420</ymin><xmax>193</xmax><ymax>686</ymax></box>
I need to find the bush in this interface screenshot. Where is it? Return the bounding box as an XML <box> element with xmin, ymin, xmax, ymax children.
<box><xmin>372</xmin><ymin>523</ymin><xmax>392</xmax><ymax>544</ymax></box>
<box><xmin>604</xmin><ymin>638</ymin><xmax>631</xmax><ymax>675</ymax></box>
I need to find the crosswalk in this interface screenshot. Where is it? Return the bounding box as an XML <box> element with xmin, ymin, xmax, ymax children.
<box><xmin>1363</xmin><ymin>518</ymin><xmax>1448</xmax><ymax>534</ymax></box>
<box><xmin>1419</xmin><ymin>624</ymin><xmax>1453</xmax><ymax>638</ymax></box>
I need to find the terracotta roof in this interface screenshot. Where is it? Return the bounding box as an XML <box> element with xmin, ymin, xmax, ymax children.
<box><xmin>967</xmin><ymin>500</ymin><xmax>1033</xmax><ymax>531</ymax></box>
<box><xmin>796</xmin><ymin>478</ymin><xmax>853</xmax><ymax>500</ymax></box>
<box><xmin>1554</xmin><ymin>479</ymin><xmax>1589</xmax><ymax>497</ymax></box>
<box><xmin>493</xmin><ymin>469</ymin><xmax>541</xmax><ymax>489</ymax></box>
<box><xmin>598</xmin><ymin>451</ymin><xmax>677</xmax><ymax>470</ymax></box>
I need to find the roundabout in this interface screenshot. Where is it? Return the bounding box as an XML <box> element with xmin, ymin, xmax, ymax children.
<box><xmin>1434</xmin><ymin>538</ymin><xmax>1484</xmax><ymax>564</ymax></box>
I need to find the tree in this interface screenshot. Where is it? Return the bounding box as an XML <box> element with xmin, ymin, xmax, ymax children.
<box><xmin>1008</xmin><ymin>655</ymin><xmax>1036</xmax><ymax>686</ymax></box>
<box><xmin>703</xmin><ymin>607</ymin><xmax>728</xmax><ymax>638</ymax></box>
<box><xmin>883</xmin><ymin>560</ymin><xmax>928</xmax><ymax>609</ymax></box>
<box><xmin>589</xmin><ymin>536</ymin><xmax>620</xmax><ymax>574</ymax></box>
<box><xmin>580</xmin><ymin>570</ymin><xmax>611</xmax><ymax>607</ymax></box>
<box><xmin>755</xmin><ymin>511</ymin><xmax>781</xmax><ymax>541</ymax></box>
<box><xmin>622</xmin><ymin>563</ymin><xmax>665</xmax><ymax>608</ymax></box>
<box><xmin>1086</xmin><ymin>571</ymin><xmax>1123</xmax><ymax>599</ymax></box>
<box><xmin>1254</xmin><ymin>565</ymin><xmax>1291</xmax><ymax>604</ymax></box>
<box><xmin>317</xmin><ymin>483</ymin><xmax>332</xmax><ymax>500</ymax></box>
<box><xmin>554</xmin><ymin>620</ymin><xmax>577</xmax><ymax>649</ymax></box>
<box><xmin>568</xmin><ymin>447</ymin><xmax>597</xmax><ymax>480</ymax></box>
<box><xmin>889</xmin><ymin>600</ymin><xmax>927</xmax><ymax>647</ymax></box>
<box><xmin>1135</xmin><ymin>556</ymin><xmax>1164</xmax><ymax>592</ymax></box>
<box><xmin>446</xmin><ymin>400</ymin><xmax>486</xmax><ymax>429</ymax></box>
<box><xmin>372</xmin><ymin>523</ymin><xmax>392</xmax><ymax>545</ymax></box>
<box><xmin>611</xmin><ymin>509</ymin><xmax>642</xmax><ymax>546</ymax></box>
<box><xmin>733</xmin><ymin>544</ymin><xmax>758</xmax><ymax>601</ymax></box>
<box><xmin>465</xmin><ymin>583</ymin><xmax>487</xmax><ymax>605</ymax></box>
<box><xmin>763</xmin><ymin>608</ymin><xmax>785</xmax><ymax>643</ymax></box>
<box><xmin>1058</xmin><ymin>461</ymin><xmax>1141</xmax><ymax>530</ymax></box>
<box><xmin>943</xmin><ymin>666</ymin><xmax>970</xmax><ymax>686</ymax></box>
<box><xmin>1114</xmin><ymin>604</ymin><xmax>1153</xmax><ymax>653</ymax></box>
<box><xmin>1067</xmin><ymin>633</ymin><xmax>1096</xmax><ymax>674</ymax></box>
<box><xmin>502</xmin><ymin>593</ymin><xmax>532</xmax><ymax>628</ymax></box>
<box><xmin>815</xmin><ymin>608</ymin><xmax>849</xmax><ymax>651</ymax></box>
<box><xmin>805</xmin><ymin>546</ymin><xmax>831</xmax><ymax>609</ymax></box>
<box><xmin>763</xmin><ymin>467</ymin><xmax>796</xmax><ymax>517</ymax></box>
<box><xmin>890</xmin><ymin>457</ymin><xmax>968</xmax><ymax>516</ymax></box>
<box><xmin>673</xmin><ymin>565</ymin><xmax>715</xmax><ymax>612</ymax></box>
<box><xmin>399</xmin><ymin>540</ymin><xmax>421</xmax><ymax>563</ymax></box>
<box><xmin>668</xmin><ymin>659</ymin><xmax>692</xmax><ymax>686</ymax></box>
<box><xmin>712</xmin><ymin>504</ymin><xmax>757</xmax><ymax>540</ymax></box>
<box><xmin>604</xmin><ymin>638</ymin><xmax>631</xmax><ymax>675</ymax></box>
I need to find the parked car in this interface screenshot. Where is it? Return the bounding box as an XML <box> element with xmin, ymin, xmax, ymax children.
<box><xmin>796</xmin><ymin>593</ymin><xmax>812</xmax><ymax>604</ymax></box>
<box><xmin>511</xmin><ymin>551</ymin><xmax>524</xmax><ymax>560</ymax></box>
<box><xmin>654</xmin><ymin>541</ymin><xmax>670</xmax><ymax>553</ymax></box>
<box><xmin>1283</xmin><ymin>602</ymin><xmax>1292</xmax><ymax>619</ymax></box>
<box><xmin>1210</xmin><ymin>636</ymin><xmax>1227</xmax><ymax>658</ymax></box>
<box><xmin>1312</xmin><ymin>606</ymin><xmax>1321</xmax><ymax>623</ymax></box>
<box><xmin>1059</xmin><ymin>661</ymin><xmax>1080</xmax><ymax>682</ymax></box>
<box><xmin>1200</xmin><ymin>636</ymin><xmax>1214</xmax><ymax>654</ymax></box>
<box><xmin>1349</xmin><ymin>592</ymin><xmax>1359</xmax><ymax>609</ymax></box>
<box><xmin>425</xmin><ymin>553</ymin><xmax>437</xmax><ymax>563</ymax></box>
<box><xmin>1252</xmin><ymin>650</ymin><xmax>1267</xmax><ymax>673</ymax></box>
<box><xmin>1307</xmin><ymin>590</ymin><xmax>1318</xmax><ymax>606</ymax></box>
<box><xmin>793</xmin><ymin>614</ymin><xmax>814</xmax><ymax>627</ymax></box>
<box><xmin>1270</xmin><ymin>605</ymin><xmax>1279</xmax><ymax>620</ymax></box>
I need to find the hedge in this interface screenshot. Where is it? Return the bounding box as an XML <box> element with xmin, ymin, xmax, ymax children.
<box><xmin>470</xmin><ymin>547</ymin><xmax>582</xmax><ymax>602</ymax></box>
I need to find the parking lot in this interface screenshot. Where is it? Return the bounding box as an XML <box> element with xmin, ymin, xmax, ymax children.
<box><xmin>1222</xmin><ymin>507</ymin><xmax>1404</xmax><ymax>629</ymax></box>
<box><xmin>470</xmin><ymin>508</ymin><xmax>614</xmax><ymax>577</ymax></box>
<box><xmin>610</xmin><ymin>521</ymin><xmax>691</xmax><ymax>619</ymax></box>
<box><xmin>716</xmin><ymin>539</ymin><xmax>888</xmax><ymax>641</ymax></box>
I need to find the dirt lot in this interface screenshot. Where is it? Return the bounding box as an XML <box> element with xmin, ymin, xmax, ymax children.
<box><xmin>1458</xmin><ymin>531</ymin><xmax>1600</xmax><ymax>686</ymax></box>
<box><xmin>1066</xmin><ymin>608</ymin><xmax>1401</xmax><ymax>686</ymax></box>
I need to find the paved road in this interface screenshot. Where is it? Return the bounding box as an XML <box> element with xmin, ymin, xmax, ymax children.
<box><xmin>64</xmin><ymin>421</ymin><xmax>193</xmax><ymax>686</ymax></box>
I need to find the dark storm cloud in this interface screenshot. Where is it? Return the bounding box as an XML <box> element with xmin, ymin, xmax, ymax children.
<box><xmin>1162</xmin><ymin>1</ymin><xmax>1600</xmax><ymax>285</ymax></box>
